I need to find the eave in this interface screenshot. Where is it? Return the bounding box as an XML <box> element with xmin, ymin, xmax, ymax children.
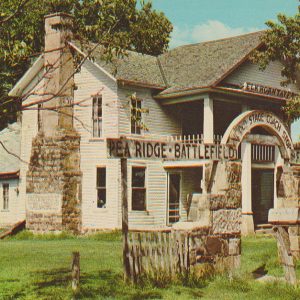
<box><xmin>154</xmin><ymin>85</ymin><xmax>288</xmax><ymax>106</ymax></box>
<box><xmin>0</xmin><ymin>171</ymin><xmax>20</xmax><ymax>180</ymax></box>
<box><xmin>8</xmin><ymin>55</ymin><xmax>44</xmax><ymax>97</ymax></box>
<box><xmin>117</xmin><ymin>79</ymin><xmax>166</xmax><ymax>91</ymax></box>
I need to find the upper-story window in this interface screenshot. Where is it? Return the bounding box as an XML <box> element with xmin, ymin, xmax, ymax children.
<box><xmin>131</xmin><ymin>98</ymin><xmax>142</xmax><ymax>135</ymax></box>
<box><xmin>92</xmin><ymin>95</ymin><xmax>103</xmax><ymax>137</ymax></box>
<box><xmin>2</xmin><ymin>183</ymin><xmax>9</xmax><ymax>210</ymax></box>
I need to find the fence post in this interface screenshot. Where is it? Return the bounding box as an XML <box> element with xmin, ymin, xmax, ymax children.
<box><xmin>121</xmin><ymin>157</ymin><xmax>130</xmax><ymax>281</ymax></box>
<box><xmin>71</xmin><ymin>252</ymin><xmax>80</xmax><ymax>292</ymax></box>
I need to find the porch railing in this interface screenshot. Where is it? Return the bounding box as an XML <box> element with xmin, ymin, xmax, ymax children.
<box><xmin>166</xmin><ymin>134</ymin><xmax>223</xmax><ymax>144</ymax></box>
<box><xmin>252</xmin><ymin>144</ymin><xmax>275</xmax><ymax>162</ymax></box>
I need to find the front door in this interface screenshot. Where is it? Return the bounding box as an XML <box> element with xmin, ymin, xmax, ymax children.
<box><xmin>252</xmin><ymin>169</ymin><xmax>274</xmax><ymax>226</ymax></box>
<box><xmin>168</xmin><ymin>173</ymin><xmax>181</xmax><ymax>225</ymax></box>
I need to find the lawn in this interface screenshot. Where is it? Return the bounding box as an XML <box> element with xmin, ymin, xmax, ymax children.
<box><xmin>1</xmin><ymin>232</ymin><xmax>300</xmax><ymax>300</ymax></box>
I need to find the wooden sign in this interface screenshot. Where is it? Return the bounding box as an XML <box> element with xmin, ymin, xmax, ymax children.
<box><xmin>243</xmin><ymin>82</ymin><xmax>297</xmax><ymax>100</ymax></box>
<box><xmin>107</xmin><ymin>138</ymin><xmax>238</xmax><ymax>160</ymax></box>
<box><xmin>228</xmin><ymin>111</ymin><xmax>293</xmax><ymax>151</ymax></box>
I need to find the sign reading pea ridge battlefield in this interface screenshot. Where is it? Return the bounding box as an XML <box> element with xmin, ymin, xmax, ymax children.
<box><xmin>108</xmin><ymin>138</ymin><xmax>238</xmax><ymax>161</ymax></box>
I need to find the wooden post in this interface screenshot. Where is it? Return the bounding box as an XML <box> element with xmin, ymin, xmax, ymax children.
<box><xmin>121</xmin><ymin>157</ymin><xmax>130</xmax><ymax>281</ymax></box>
<box><xmin>71</xmin><ymin>252</ymin><xmax>80</xmax><ymax>292</ymax></box>
<box><xmin>273</xmin><ymin>226</ymin><xmax>297</xmax><ymax>285</ymax></box>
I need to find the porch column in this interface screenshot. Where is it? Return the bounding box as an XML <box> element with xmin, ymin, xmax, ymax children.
<box><xmin>203</xmin><ymin>95</ymin><xmax>214</xmax><ymax>143</ymax></box>
<box><xmin>241</xmin><ymin>142</ymin><xmax>254</xmax><ymax>234</ymax></box>
<box><xmin>274</xmin><ymin>147</ymin><xmax>283</xmax><ymax>209</ymax></box>
<box><xmin>242</xmin><ymin>104</ymin><xmax>250</xmax><ymax>113</ymax></box>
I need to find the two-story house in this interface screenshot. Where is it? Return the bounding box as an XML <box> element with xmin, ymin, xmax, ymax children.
<box><xmin>1</xmin><ymin>13</ymin><xmax>299</xmax><ymax>234</ymax></box>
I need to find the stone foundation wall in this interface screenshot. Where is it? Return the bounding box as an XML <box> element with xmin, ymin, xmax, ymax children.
<box><xmin>26</xmin><ymin>131</ymin><xmax>82</xmax><ymax>233</ymax></box>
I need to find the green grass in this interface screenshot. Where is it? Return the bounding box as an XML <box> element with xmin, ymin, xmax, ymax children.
<box><xmin>1</xmin><ymin>232</ymin><xmax>300</xmax><ymax>299</ymax></box>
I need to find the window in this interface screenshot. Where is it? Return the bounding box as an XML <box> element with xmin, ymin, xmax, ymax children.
<box><xmin>132</xmin><ymin>167</ymin><xmax>146</xmax><ymax>211</ymax></box>
<box><xmin>96</xmin><ymin>168</ymin><xmax>106</xmax><ymax>208</ymax></box>
<box><xmin>131</xmin><ymin>98</ymin><xmax>142</xmax><ymax>134</ymax></box>
<box><xmin>92</xmin><ymin>96</ymin><xmax>103</xmax><ymax>137</ymax></box>
<box><xmin>3</xmin><ymin>183</ymin><xmax>9</xmax><ymax>210</ymax></box>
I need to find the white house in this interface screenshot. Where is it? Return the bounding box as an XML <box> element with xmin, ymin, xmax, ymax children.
<box><xmin>2</xmin><ymin>13</ymin><xmax>299</xmax><ymax>234</ymax></box>
<box><xmin>0</xmin><ymin>123</ymin><xmax>21</xmax><ymax>227</ymax></box>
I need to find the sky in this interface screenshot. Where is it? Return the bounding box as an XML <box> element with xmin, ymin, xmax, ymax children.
<box><xmin>150</xmin><ymin>0</ymin><xmax>300</xmax><ymax>140</ymax></box>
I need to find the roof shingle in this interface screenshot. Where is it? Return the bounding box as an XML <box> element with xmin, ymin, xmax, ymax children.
<box><xmin>77</xmin><ymin>31</ymin><xmax>264</xmax><ymax>95</ymax></box>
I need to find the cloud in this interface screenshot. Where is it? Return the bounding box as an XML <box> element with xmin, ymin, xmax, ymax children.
<box><xmin>170</xmin><ymin>20</ymin><xmax>259</xmax><ymax>48</ymax></box>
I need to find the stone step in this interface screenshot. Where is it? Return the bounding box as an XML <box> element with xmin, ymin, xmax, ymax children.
<box><xmin>255</xmin><ymin>228</ymin><xmax>273</xmax><ymax>235</ymax></box>
<box><xmin>0</xmin><ymin>220</ymin><xmax>26</xmax><ymax>239</ymax></box>
<box><xmin>256</xmin><ymin>223</ymin><xmax>272</xmax><ymax>229</ymax></box>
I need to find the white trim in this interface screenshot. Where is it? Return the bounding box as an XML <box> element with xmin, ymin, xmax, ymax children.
<box><xmin>251</xmin><ymin>163</ymin><xmax>275</xmax><ymax>169</ymax></box>
<box><xmin>163</xmin><ymin>161</ymin><xmax>205</xmax><ymax>169</ymax></box>
<box><xmin>9</xmin><ymin>55</ymin><xmax>44</xmax><ymax>97</ymax></box>
<box><xmin>68</xmin><ymin>42</ymin><xmax>117</xmax><ymax>82</ymax></box>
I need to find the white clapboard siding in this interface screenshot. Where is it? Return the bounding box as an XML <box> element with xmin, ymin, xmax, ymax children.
<box><xmin>126</xmin><ymin>160</ymin><xmax>168</xmax><ymax>227</ymax></box>
<box><xmin>74</xmin><ymin>61</ymin><xmax>121</xmax><ymax>230</ymax></box>
<box><xmin>18</xmin><ymin>73</ymin><xmax>42</xmax><ymax>222</ymax></box>
<box><xmin>0</xmin><ymin>179</ymin><xmax>20</xmax><ymax>226</ymax></box>
<box><xmin>118</xmin><ymin>86</ymin><xmax>181</xmax><ymax>137</ymax></box>
<box><xmin>117</xmin><ymin>86</ymin><xmax>183</xmax><ymax>228</ymax></box>
<box><xmin>224</xmin><ymin>60</ymin><xmax>299</xmax><ymax>94</ymax></box>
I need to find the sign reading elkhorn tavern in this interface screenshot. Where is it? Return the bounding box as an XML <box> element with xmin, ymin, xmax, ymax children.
<box><xmin>242</xmin><ymin>82</ymin><xmax>297</xmax><ymax>100</ymax></box>
<box><xmin>107</xmin><ymin>138</ymin><xmax>238</xmax><ymax>160</ymax></box>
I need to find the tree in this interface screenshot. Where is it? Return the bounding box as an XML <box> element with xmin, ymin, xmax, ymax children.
<box><xmin>0</xmin><ymin>0</ymin><xmax>173</xmax><ymax>129</ymax></box>
<box><xmin>252</xmin><ymin>7</ymin><xmax>300</xmax><ymax>122</ymax></box>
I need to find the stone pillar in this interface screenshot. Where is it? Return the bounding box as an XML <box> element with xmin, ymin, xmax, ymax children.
<box><xmin>203</xmin><ymin>95</ymin><xmax>214</xmax><ymax>143</ymax></box>
<box><xmin>269</xmin><ymin>164</ymin><xmax>300</xmax><ymax>259</ymax></box>
<box><xmin>26</xmin><ymin>13</ymin><xmax>82</xmax><ymax>233</ymax></box>
<box><xmin>241</xmin><ymin>142</ymin><xmax>254</xmax><ymax>235</ymax></box>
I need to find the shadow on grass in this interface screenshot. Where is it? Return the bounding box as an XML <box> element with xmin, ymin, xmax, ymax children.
<box><xmin>30</xmin><ymin>268</ymin><xmax>164</xmax><ymax>299</ymax></box>
<box><xmin>29</xmin><ymin>267</ymin><xmax>208</xmax><ymax>299</ymax></box>
<box><xmin>33</xmin><ymin>268</ymin><xmax>71</xmax><ymax>289</ymax></box>
<box><xmin>76</xmin><ymin>270</ymin><xmax>164</xmax><ymax>300</ymax></box>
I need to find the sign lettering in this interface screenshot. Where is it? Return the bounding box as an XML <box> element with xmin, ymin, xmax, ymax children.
<box><xmin>230</xmin><ymin>111</ymin><xmax>293</xmax><ymax>152</ymax></box>
<box><xmin>243</xmin><ymin>82</ymin><xmax>297</xmax><ymax>100</ymax></box>
<box><xmin>107</xmin><ymin>138</ymin><xmax>238</xmax><ymax>161</ymax></box>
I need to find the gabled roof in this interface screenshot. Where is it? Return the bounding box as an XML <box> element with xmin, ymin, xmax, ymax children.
<box><xmin>10</xmin><ymin>31</ymin><xmax>264</xmax><ymax>97</ymax></box>
<box><xmin>9</xmin><ymin>55</ymin><xmax>44</xmax><ymax>97</ymax></box>
<box><xmin>0</xmin><ymin>123</ymin><xmax>21</xmax><ymax>175</ymax></box>
<box><xmin>92</xmin><ymin>45</ymin><xmax>167</xmax><ymax>88</ymax></box>
<box><xmin>72</xmin><ymin>31</ymin><xmax>263</xmax><ymax>94</ymax></box>
<box><xmin>158</xmin><ymin>31</ymin><xmax>264</xmax><ymax>95</ymax></box>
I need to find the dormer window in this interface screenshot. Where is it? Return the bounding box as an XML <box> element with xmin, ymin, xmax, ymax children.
<box><xmin>92</xmin><ymin>95</ymin><xmax>103</xmax><ymax>137</ymax></box>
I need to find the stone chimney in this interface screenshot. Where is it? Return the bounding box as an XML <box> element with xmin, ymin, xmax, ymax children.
<box><xmin>26</xmin><ymin>13</ymin><xmax>82</xmax><ymax>234</ymax></box>
<box><xmin>42</xmin><ymin>13</ymin><xmax>74</xmax><ymax>136</ymax></box>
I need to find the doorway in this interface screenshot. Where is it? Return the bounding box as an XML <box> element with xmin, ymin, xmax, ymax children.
<box><xmin>252</xmin><ymin>169</ymin><xmax>274</xmax><ymax>226</ymax></box>
<box><xmin>167</xmin><ymin>173</ymin><xmax>181</xmax><ymax>225</ymax></box>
